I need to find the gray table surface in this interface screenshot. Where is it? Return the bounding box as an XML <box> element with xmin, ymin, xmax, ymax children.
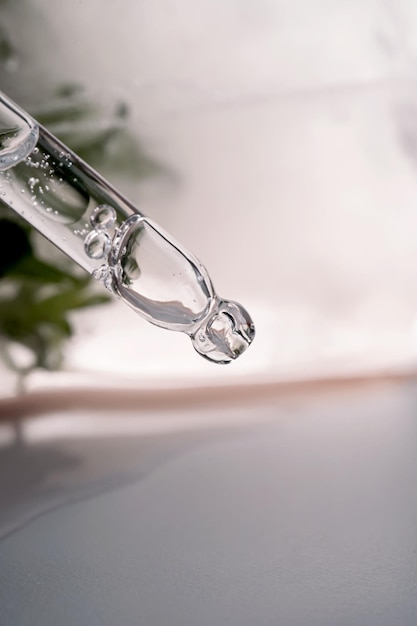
<box><xmin>1</xmin><ymin>384</ymin><xmax>417</xmax><ymax>625</ymax></box>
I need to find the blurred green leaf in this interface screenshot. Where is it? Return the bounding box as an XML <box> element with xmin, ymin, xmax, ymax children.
<box><xmin>29</xmin><ymin>85</ymin><xmax>174</xmax><ymax>180</ymax></box>
<box><xmin>0</xmin><ymin>25</ymin><xmax>16</xmax><ymax>67</ymax></box>
<box><xmin>0</xmin><ymin>218</ymin><xmax>32</xmax><ymax>276</ymax></box>
<box><xmin>0</xmin><ymin>215</ymin><xmax>111</xmax><ymax>373</ymax></box>
<box><xmin>7</xmin><ymin>255</ymin><xmax>90</xmax><ymax>286</ymax></box>
<box><xmin>0</xmin><ymin>266</ymin><xmax>111</xmax><ymax>371</ymax></box>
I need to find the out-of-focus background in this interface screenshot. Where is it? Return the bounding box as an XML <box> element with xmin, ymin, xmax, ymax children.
<box><xmin>3</xmin><ymin>4</ymin><xmax>417</xmax><ymax>625</ymax></box>
<box><xmin>3</xmin><ymin>0</ymin><xmax>417</xmax><ymax>393</ymax></box>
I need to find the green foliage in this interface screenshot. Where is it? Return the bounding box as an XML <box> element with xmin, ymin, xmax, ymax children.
<box><xmin>0</xmin><ymin>83</ymin><xmax>171</xmax><ymax>377</ymax></box>
<box><xmin>0</xmin><ymin>88</ymin><xmax>164</xmax><ymax>376</ymax></box>
<box><xmin>0</xmin><ymin>216</ymin><xmax>110</xmax><ymax>373</ymax></box>
<box><xmin>0</xmin><ymin>7</ymin><xmax>172</xmax><ymax>380</ymax></box>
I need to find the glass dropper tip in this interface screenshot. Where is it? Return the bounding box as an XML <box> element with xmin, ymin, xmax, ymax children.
<box><xmin>190</xmin><ymin>299</ymin><xmax>255</xmax><ymax>364</ymax></box>
<box><xmin>0</xmin><ymin>91</ymin><xmax>256</xmax><ymax>364</ymax></box>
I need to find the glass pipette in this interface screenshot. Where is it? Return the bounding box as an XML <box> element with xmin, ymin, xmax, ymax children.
<box><xmin>0</xmin><ymin>91</ymin><xmax>255</xmax><ymax>364</ymax></box>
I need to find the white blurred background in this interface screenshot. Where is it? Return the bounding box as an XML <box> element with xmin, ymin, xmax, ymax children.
<box><xmin>3</xmin><ymin>0</ymin><xmax>417</xmax><ymax>389</ymax></box>
<box><xmin>3</xmin><ymin>8</ymin><xmax>417</xmax><ymax>623</ymax></box>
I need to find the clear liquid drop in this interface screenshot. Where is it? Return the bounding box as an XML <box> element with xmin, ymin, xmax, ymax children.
<box><xmin>84</xmin><ymin>231</ymin><xmax>111</xmax><ymax>259</ymax></box>
<box><xmin>191</xmin><ymin>300</ymin><xmax>255</xmax><ymax>364</ymax></box>
<box><xmin>90</xmin><ymin>204</ymin><xmax>116</xmax><ymax>230</ymax></box>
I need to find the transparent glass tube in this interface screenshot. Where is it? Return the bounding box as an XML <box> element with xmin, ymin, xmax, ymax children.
<box><xmin>0</xmin><ymin>91</ymin><xmax>255</xmax><ymax>364</ymax></box>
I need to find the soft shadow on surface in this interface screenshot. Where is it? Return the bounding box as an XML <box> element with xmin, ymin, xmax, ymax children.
<box><xmin>0</xmin><ymin>416</ymin><xmax>249</xmax><ymax>541</ymax></box>
<box><xmin>1</xmin><ymin>385</ymin><xmax>417</xmax><ymax>626</ymax></box>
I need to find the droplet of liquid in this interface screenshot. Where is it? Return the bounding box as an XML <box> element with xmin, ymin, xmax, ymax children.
<box><xmin>90</xmin><ymin>204</ymin><xmax>116</xmax><ymax>230</ymax></box>
<box><xmin>84</xmin><ymin>231</ymin><xmax>111</xmax><ymax>259</ymax></box>
<box><xmin>191</xmin><ymin>300</ymin><xmax>255</xmax><ymax>364</ymax></box>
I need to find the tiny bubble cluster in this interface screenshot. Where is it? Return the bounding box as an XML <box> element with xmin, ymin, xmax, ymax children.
<box><xmin>85</xmin><ymin>204</ymin><xmax>117</xmax><ymax>262</ymax></box>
